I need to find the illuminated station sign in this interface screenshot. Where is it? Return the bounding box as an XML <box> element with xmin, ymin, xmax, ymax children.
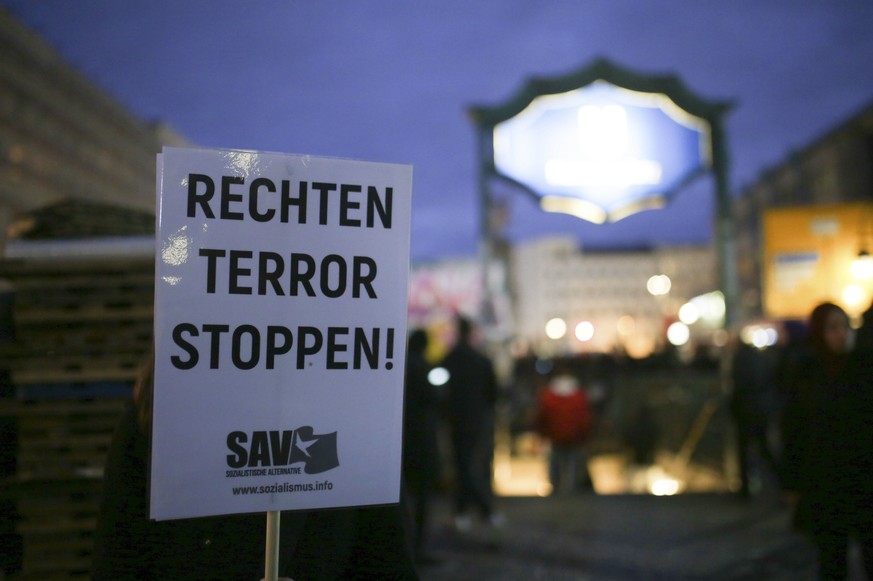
<box><xmin>471</xmin><ymin>59</ymin><xmax>737</xmax><ymax>327</ymax></box>
<box><xmin>492</xmin><ymin>80</ymin><xmax>711</xmax><ymax>224</ymax></box>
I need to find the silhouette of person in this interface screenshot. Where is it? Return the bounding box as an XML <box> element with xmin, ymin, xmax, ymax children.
<box><xmin>402</xmin><ymin>329</ymin><xmax>441</xmax><ymax>561</ymax></box>
<box><xmin>624</xmin><ymin>401</ymin><xmax>658</xmax><ymax>493</ymax></box>
<box><xmin>856</xmin><ymin>299</ymin><xmax>873</xmax><ymax>353</ymax></box>
<box><xmin>780</xmin><ymin>302</ymin><xmax>873</xmax><ymax>580</ymax></box>
<box><xmin>729</xmin><ymin>335</ymin><xmax>784</xmax><ymax>497</ymax></box>
<box><xmin>440</xmin><ymin>316</ymin><xmax>501</xmax><ymax>530</ymax></box>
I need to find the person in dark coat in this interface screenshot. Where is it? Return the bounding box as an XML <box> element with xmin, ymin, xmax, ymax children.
<box><xmin>780</xmin><ymin>302</ymin><xmax>873</xmax><ymax>580</ymax></box>
<box><xmin>92</xmin><ymin>358</ymin><xmax>419</xmax><ymax>581</ymax></box>
<box><xmin>402</xmin><ymin>328</ymin><xmax>441</xmax><ymax>561</ymax></box>
<box><xmin>729</xmin><ymin>337</ymin><xmax>784</xmax><ymax>498</ymax></box>
<box><xmin>856</xmin><ymin>299</ymin><xmax>873</xmax><ymax>354</ymax></box>
<box><xmin>440</xmin><ymin>316</ymin><xmax>501</xmax><ymax>530</ymax></box>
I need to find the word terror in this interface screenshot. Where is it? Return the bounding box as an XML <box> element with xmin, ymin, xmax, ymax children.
<box><xmin>198</xmin><ymin>248</ymin><xmax>378</xmax><ymax>299</ymax></box>
<box><xmin>170</xmin><ymin>323</ymin><xmax>396</xmax><ymax>371</ymax></box>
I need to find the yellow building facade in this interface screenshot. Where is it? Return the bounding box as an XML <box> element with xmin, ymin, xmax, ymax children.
<box><xmin>763</xmin><ymin>202</ymin><xmax>873</xmax><ymax>320</ymax></box>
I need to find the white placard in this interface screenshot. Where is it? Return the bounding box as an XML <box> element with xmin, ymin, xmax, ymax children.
<box><xmin>151</xmin><ymin>147</ymin><xmax>412</xmax><ymax>520</ymax></box>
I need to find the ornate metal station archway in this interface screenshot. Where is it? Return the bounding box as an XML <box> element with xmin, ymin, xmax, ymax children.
<box><xmin>469</xmin><ymin>57</ymin><xmax>738</xmax><ymax>336</ymax></box>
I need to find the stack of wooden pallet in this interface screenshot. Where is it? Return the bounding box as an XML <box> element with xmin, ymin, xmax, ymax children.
<box><xmin>0</xmin><ymin>242</ymin><xmax>154</xmax><ymax>580</ymax></box>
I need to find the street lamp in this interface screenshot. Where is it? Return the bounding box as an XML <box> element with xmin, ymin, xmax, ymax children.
<box><xmin>574</xmin><ymin>321</ymin><xmax>595</xmax><ymax>342</ymax></box>
<box><xmin>852</xmin><ymin>250</ymin><xmax>873</xmax><ymax>280</ymax></box>
<box><xmin>647</xmin><ymin>274</ymin><xmax>671</xmax><ymax>296</ymax></box>
<box><xmin>667</xmin><ymin>322</ymin><xmax>690</xmax><ymax>346</ymax></box>
<box><xmin>678</xmin><ymin>302</ymin><xmax>700</xmax><ymax>325</ymax></box>
<box><xmin>842</xmin><ymin>284</ymin><xmax>866</xmax><ymax>310</ymax></box>
<box><xmin>545</xmin><ymin>317</ymin><xmax>567</xmax><ymax>340</ymax></box>
<box><xmin>427</xmin><ymin>367</ymin><xmax>450</xmax><ymax>386</ymax></box>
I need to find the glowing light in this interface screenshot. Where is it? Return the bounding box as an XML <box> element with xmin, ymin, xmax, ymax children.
<box><xmin>842</xmin><ymin>284</ymin><xmax>866</xmax><ymax>308</ymax></box>
<box><xmin>545</xmin><ymin>318</ymin><xmax>568</xmax><ymax>339</ymax></box>
<box><xmin>545</xmin><ymin>118</ymin><xmax>663</xmax><ymax>187</ymax></box>
<box><xmin>545</xmin><ymin>160</ymin><xmax>662</xmax><ymax>187</ymax></box>
<box><xmin>851</xmin><ymin>252</ymin><xmax>873</xmax><ymax>280</ymax></box>
<box><xmin>645</xmin><ymin>465</ymin><xmax>682</xmax><ymax>496</ymax></box>
<box><xmin>678</xmin><ymin>302</ymin><xmax>700</xmax><ymax>325</ymax></box>
<box><xmin>667</xmin><ymin>322</ymin><xmax>690</xmax><ymax>346</ymax></box>
<box><xmin>699</xmin><ymin>291</ymin><xmax>726</xmax><ymax>323</ymax></box>
<box><xmin>649</xmin><ymin>476</ymin><xmax>681</xmax><ymax>496</ymax></box>
<box><xmin>574</xmin><ymin>321</ymin><xmax>595</xmax><ymax>342</ymax></box>
<box><xmin>752</xmin><ymin>328</ymin><xmax>776</xmax><ymax>349</ymax></box>
<box><xmin>625</xmin><ymin>335</ymin><xmax>656</xmax><ymax>359</ymax></box>
<box><xmin>740</xmin><ymin>324</ymin><xmax>780</xmax><ymax>349</ymax></box>
<box><xmin>540</xmin><ymin>196</ymin><xmax>608</xmax><ymax>224</ymax></box>
<box><xmin>647</xmin><ymin>274</ymin><xmax>671</xmax><ymax>296</ymax></box>
<box><xmin>427</xmin><ymin>367</ymin><xmax>450</xmax><ymax>386</ymax></box>
<box><xmin>491</xmin><ymin>79</ymin><xmax>710</xmax><ymax>224</ymax></box>
<box><xmin>685</xmin><ymin>291</ymin><xmax>726</xmax><ymax>326</ymax></box>
<box><xmin>617</xmin><ymin>315</ymin><xmax>635</xmax><ymax>335</ymax></box>
<box><xmin>580</xmin><ymin>104</ymin><xmax>627</xmax><ymax>158</ymax></box>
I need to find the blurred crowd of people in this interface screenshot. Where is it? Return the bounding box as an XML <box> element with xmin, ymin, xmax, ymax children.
<box><xmin>84</xmin><ymin>300</ymin><xmax>873</xmax><ymax>580</ymax></box>
<box><xmin>407</xmin><ymin>299</ymin><xmax>873</xmax><ymax>580</ymax></box>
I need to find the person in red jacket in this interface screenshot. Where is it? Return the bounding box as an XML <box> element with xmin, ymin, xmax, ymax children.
<box><xmin>534</xmin><ymin>367</ymin><xmax>593</xmax><ymax>495</ymax></box>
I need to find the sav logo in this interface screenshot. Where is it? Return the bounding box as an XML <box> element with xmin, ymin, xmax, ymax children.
<box><xmin>226</xmin><ymin>427</ymin><xmax>339</xmax><ymax>474</ymax></box>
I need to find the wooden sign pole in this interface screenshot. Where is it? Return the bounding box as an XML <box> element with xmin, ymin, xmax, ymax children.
<box><xmin>264</xmin><ymin>510</ymin><xmax>281</xmax><ymax>581</ymax></box>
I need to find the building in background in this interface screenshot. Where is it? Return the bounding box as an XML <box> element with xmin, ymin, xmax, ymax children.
<box><xmin>734</xmin><ymin>100</ymin><xmax>873</xmax><ymax>321</ymax></box>
<box><xmin>761</xmin><ymin>202</ymin><xmax>873</xmax><ymax>321</ymax></box>
<box><xmin>511</xmin><ymin>236</ymin><xmax>717</xmax><ymax>358</ymax></box>
<box><xmin>409</xmin><ymin>237</ymin><xmax>720</xmax><ymax>362</ymax></box>
<box><xmin>0</xmin><ymin>7</ymin><xmax>185</xmax><ymax>247</ymax></box>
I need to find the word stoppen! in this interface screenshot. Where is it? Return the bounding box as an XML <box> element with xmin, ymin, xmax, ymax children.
<box><xmin>171</xmin><ymin>323</ymin><xmax>396</xmax><ymax>371</ymax></box>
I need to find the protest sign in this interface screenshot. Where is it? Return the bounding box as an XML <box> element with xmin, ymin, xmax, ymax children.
<box><xmin>151</xmin><ymin>147</ymin><xmax>412</xmax><ymax>520</ymax></box>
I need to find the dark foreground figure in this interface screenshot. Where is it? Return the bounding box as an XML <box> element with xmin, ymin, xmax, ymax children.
<box><xmin>781</xmin><ymin>302</ymin><xmax>873</xmax><ymax>580</ymax></box>
<box><xmin>92</xmin><ymin>361</ymin><xmax>419</xmax><ymax>581</ymax></box>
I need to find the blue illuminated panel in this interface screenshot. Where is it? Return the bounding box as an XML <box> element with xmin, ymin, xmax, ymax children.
<box><xmin>493</xmin><ymin>81</ymin><xmax>710</xmax><ymax>223</ymax></box>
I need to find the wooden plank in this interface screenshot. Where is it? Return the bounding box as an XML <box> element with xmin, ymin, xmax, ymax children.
<box><xmin>2</xmin><ymin>349</ymin><xmax>146</xmax><ymax>384</ymax></box>
<box><xmin>14</xmin><ymin>567</ymin><xmax>92</xmax><ymax>581</ymax></box>
<box><xmin>7</xmin><ymin>322</ymin><xmax>153</xmax><ymax>355</ymax></box>
<box><xmin>20</xmin><ymin>542</ymin><xmax>94</xmax><ymax>576</ymax></box>
<box><xmin>11</xmin><ymin>399</ymin><xmax>124</xmax><ymax>479</ymax></box>
<box><xmin>0</xmin><ymin>398</ymin><xmax>128</xmax><ymax>418</ymax></box>
<box><xmin>9</xmin><ymin>285</ymin><xmax>152</xmax><ymax>306</ymax></box>
<box><xmin>12</xmin><ymin>305</ymin><xmax>153</xmax><ymax>323</ymax></box>
<box><xmin>11</xmin><ymin>368</ymin><xmax>140</xmax><ymax>385</ymax></box>
<box><xmin>5</xmin><ymin>477</ymin><xmax>103</xmax><ymax>581</ymax></box>
<box><xmin>0</xmin><ymin>256</ymin><xmax>154</xmax><ymax>278</ymax></box>
<box><xmin>9</xmin><ymin>271</ymin><xmax>154</xmax><ymax>289</ymax></box>
<box><xmin>4</xmin><ymin>352</ymin><xmax>146</xmax><ymax>371</ymax></box>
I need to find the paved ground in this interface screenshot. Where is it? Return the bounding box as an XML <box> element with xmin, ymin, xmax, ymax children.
<box><xmin>416</xmin><ymin>492</ymin><xmax>832</xmax><ymax>581</ymax></box>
